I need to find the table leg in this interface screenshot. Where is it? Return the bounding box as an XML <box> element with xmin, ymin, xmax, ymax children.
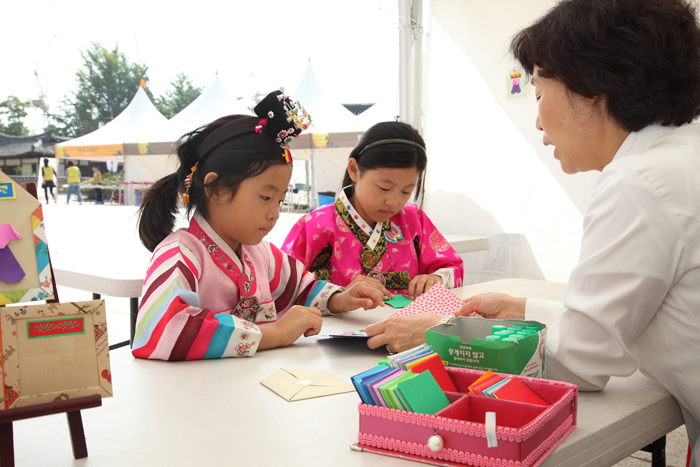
<box><xmin>92</xmin><ymin>293</ymin><xmax>132</xmax><ymax>350</ymax></box>
<box><xmin>130</xmin><ymin>297</ymin><xmax>139</xmax><ymax>347</ymax></box>
<box><xmin>0</xmin><ymin>422</ymin><xmax>15</xmax><ymax>467</ymax></box>
<box><xmin>66</xmin><ymin>410</ymin><xmax>88</xmax><ymax>459</ymax></box>
<box><xmin>641</xmin><ymin>435</ymin><xmax>666</xmax><ymax>467</ymax></box>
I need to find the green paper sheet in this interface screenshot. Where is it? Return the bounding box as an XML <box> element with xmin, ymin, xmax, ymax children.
<box><xmin>384</xmin><ymin>294</ymin><xmax>413</xmax><ymax>309</ymax></box>
<box><xmin>397</xmin><ymin>370</ymin><xmax>450</xmax><ymax>415</ymax></box>
<box><xmin>379</xmin><ymin>371</ymin><xmax>415</xmax><ymax>409</ymax></box>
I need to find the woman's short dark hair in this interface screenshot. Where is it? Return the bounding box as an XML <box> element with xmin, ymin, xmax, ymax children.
<box><xmin>511</xmin><ymin>0</ymin><xmax>700</xmax><ymax>132</ymax></box>
<box><xmin>138</xmin><ymin>115</ymin><xmax>289</xmax><ymax>252</ymax></box>
<box><xmin>341</xmin><ymin>121</ymin><xmax>427</xmax><ymax>204</ymax></box>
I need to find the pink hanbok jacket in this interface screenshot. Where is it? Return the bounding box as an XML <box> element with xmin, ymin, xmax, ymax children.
<box><xmin>282</xmin><ymin>190</ymin><xmax>463</xmax><ymax>295</ymax></box>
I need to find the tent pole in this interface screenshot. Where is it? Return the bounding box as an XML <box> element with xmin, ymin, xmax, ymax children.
<box><xmin>410</xmin><ymin>0</ymin><xmax>423</xmax><ymax>133</ymax></box>
<box><xmin>398</xmin><ymin>0</ymin><xmax>411</xmax><ymax>124</ymax></box>
<box><xmin>310</xmin><ymin>150</ymin><xmax>316</xmax><ymax>211</ymax></box>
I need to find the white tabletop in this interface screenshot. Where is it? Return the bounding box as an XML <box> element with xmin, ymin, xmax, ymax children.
<box><xmin>444</xmin><ymin>234</ymin><xmax>490</xmax><ymax>254</ymax></box>
<box><xmin>8</xmin><ymin>279</ymin><xmax>682</xmax><ymax>467</ymax></box>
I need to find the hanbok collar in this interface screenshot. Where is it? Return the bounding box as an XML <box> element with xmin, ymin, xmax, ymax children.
<box><xmin>188</xmin><ymin>211</ymin><xmax>257</xmax><ymax>298</ymax></box>
<box><xmin>335</xmin><ymin>188</ymin><xmax>393</xmax><ymax>274</ymax></box>
<box><xmin>337</xmin><ymin>187</ymin><xmax>384</xmax><ymax>251</ymax></box>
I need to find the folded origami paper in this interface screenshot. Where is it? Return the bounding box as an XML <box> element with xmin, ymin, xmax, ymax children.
<box><xmin>0</xmin><ymin>223</ymin><xmax>25</xmax><ymax>283</ymax></box>
<box><xmin>389</xmin><ymin>283</ymin><xmax>467</xmax><ymax>318</ymax></box>
<box><xmin>384</xmin><ymin>294</ymin><xmax>413</xmax><ymax>309</ymax></box>
<box><xmin>260</xmin><ymin>369</ymin><xmax>355</xmax><ymax>401</ymax></box>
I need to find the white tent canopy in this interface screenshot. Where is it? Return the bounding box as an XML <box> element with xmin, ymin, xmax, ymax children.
<box><xmin>152</xmin><ymin>75</ymin><xmax>252</xmax><ymax>143</ymax></box>
<box><xmin>123</xmin><ymin>75</ymin><xmax>254</xmax><ymax>189</ymax></box>
<box><xmin>291</xmin><ymin>64</ymin><xmax>363</xmax><ymax>134</ymax></box>
<box><xmin>55</xmin><ymin>87</ymin><xmax>167</xmax><ymax>162</ymax></box>
<box><xmin>287</xmin><ymin>64</ymin><xmax>370</xmax><ymax>207</ymax></box>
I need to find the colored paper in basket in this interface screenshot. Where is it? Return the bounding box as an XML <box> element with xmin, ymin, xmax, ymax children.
<box><xmin>389</xmin><ymin>283</ymin><xmax>468</xmax><ymax>318</ymax></box>
<box><xmin>494</xmin><ymin>377</ymin><xmax>549</xmax><ymax>406</ymax></box>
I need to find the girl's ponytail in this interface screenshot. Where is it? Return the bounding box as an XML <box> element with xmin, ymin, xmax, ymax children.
<box><xmin>138</xmin><ymin>172</ymin><xmax>181</xmax><ymax>252</ymax></box>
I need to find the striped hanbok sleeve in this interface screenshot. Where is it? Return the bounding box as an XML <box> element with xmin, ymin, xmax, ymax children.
<box><xmin>264</xmin><ymin>241</ymin><xmax>343</xmax><ymax>316</ymax></box>
<box><xmin>132</xmin><ymin>239</ymin><xmax>262</xmax><ymax>360</ymax></box>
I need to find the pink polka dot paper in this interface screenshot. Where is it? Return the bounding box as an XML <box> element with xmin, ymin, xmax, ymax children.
<box><xmin>389</xmin><ymin>283</ymin><xmax>465</xmax><ymax>318</ymax></box>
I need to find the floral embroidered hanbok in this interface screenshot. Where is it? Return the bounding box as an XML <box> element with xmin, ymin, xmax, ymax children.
<box><xmin>132</xmin><ymin>211</ymin><xmax>343</xmax><ymax>361</ymax></box>
<box><xmin>282</xmin><ymin>188</ymin><xmax>463</xmax><ymax>296</ymax></box>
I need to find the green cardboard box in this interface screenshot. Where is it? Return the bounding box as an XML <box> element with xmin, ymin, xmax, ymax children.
<box><xmin>426</xmin><ymin>317</ymin><xmax>547</xmax><ymax>378</ymax></box>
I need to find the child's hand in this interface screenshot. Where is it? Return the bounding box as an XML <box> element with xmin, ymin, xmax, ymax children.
<box><xmin>259</xmin><ymin>306</ymin><xmax>323</xmax><ymax>349</ymax></box>
<box><xmin>327</xmin><ymin>283</ymin><xmax>386</xmax><ymax>314</ymax></box>
<box><xmin>347</xmin><ymin>275</ymin><xmax>394</xmax><ymax>300</ymax></box>
<box><xmin>408</xmin><ymin>274</ymin><xmax>442</xmax><ymax>299</ymax></box>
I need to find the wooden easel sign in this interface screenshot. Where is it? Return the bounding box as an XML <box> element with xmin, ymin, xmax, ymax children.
<box><xmin>0</xmin><ymin>300</ymin><xmax>112</xmax><ymax>410</ymax></box>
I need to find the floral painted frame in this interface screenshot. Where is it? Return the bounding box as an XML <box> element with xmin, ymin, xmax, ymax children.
<box><xmin>0</xmin><ymin>299</ymin><xmax>112</xmax><ymax>410</ymax></box>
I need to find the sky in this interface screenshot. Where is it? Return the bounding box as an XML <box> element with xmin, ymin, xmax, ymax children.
<box><xmin>1</xmin><ymin>0</ymin><xmax>400</xmax><ymax>133</ymax></box>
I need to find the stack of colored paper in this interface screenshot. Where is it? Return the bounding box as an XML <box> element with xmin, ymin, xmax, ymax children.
<box><xmin>468</xmin><ymin>370</ymin><xmax>549</xmax><ymax>406</ymax></box>
<box><xmin>351</xmin><ymin>345</ymin><xmax>456</xmax><ymax>414</ymax></box>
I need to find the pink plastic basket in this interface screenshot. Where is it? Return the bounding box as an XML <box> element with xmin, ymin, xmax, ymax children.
<box><xmin>355</xmin><ymin>367</ymin><xmax>577</xmax><ymax>467</ymax></box>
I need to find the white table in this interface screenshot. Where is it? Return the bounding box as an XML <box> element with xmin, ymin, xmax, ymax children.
<box><xmin>8</xmin><ymin>279</ymin><xmax>683</xmax><ymax>467</ymax></box>
<box><xmin>444</xmin><ymin>234</ymin><xmax>490</xmax><ymax>254</ymax></box>
<box><xmin>51</xmin><ymin>244</ymin><xmax>150</xmax><ymax>349</ymax></box>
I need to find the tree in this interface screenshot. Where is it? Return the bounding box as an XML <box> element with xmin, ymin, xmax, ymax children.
<box><xmin>0</xmin><ymin>96</ymin><xmax>32</xmax><ymax>136</ymax></box>
<box><xmin>156</xmin><ymin>72</ymin><xmax>202</xmax><ymax>119</ymax></box>
<box><xmin>50</xmin><ymin>42</ymin><xmax>152</xmax><ymax>137</ymax></box>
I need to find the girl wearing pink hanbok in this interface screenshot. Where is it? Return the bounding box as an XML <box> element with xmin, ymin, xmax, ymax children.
<box><xmin>133</xmin><ymin>91</ymin><xmax>384</xmax><ymax>361</ymax></box>
<box><xmin>282</xmin><ymin>122</ymin><xmax>463</xmax><ymax>300</ymax></box>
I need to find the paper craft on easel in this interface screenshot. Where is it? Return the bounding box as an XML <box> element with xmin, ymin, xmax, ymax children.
<box><xmin>0</xmin><ymin>170</ymin><xmax>54</xmax><ymax>305</ymax></box>
<box><xmin>0</xmin><ymin>224</ymin><xmax>25</xmax><ymax>283</ymax></box>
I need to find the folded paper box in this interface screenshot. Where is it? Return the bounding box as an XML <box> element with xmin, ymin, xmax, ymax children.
<box><xmin>354</xmin><ymin>367</ymin><xmax>577</xmax><ymax>467</ymax></box>
<box><xmin>426</xmin><ymin>317</ymin><xmax>547</xmax><ymax>378</ymax></box>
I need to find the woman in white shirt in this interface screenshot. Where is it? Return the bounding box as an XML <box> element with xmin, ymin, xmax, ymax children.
<box><xmin>366</xmin><ymin>0</ymin><xmax>700</xmax><ymax>462</ymax></box>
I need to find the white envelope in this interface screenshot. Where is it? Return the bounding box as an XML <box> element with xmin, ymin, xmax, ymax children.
<box><xmin>260</xmin><ymin>369</ymin><xmax>355</xmax><ymax>401</ymax></box>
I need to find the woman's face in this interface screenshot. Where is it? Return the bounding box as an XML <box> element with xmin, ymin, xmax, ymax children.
<box><xmin>533</xmin><ymin>67</ymin><xmax>624</xmax><ymax>174</ymax></box>
<box><xmin>348</xmin><ymin>159</ymin><xmax>419</xmax><ymax>228</ymax></box>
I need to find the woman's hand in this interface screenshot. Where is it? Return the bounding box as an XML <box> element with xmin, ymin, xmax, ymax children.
<box><xmin>457</xmin><ymin>293</ymin><xmax>526</xmax><ymax>320</ymax></box>
<box><xmin>366</xmin><ymin>313</ymin><xmax>444</xmax><ymax>353</ymax></box>
<box><xmin>408</xmin><ymin>274</ymin><xmax>442</xmax><ymax>299</ymax></box>
<box><xmin>327</xmin><ymin>282</ymin><xmax>385</xmax><ymax>314</ymax></box>
<box><xmin>259</xmin><ymin>306</ymin><xmax>323</xmax><ymax>349</ymax></box>
<box><xmin>347</xmin><ymin>275</ymin><xmax>393</xmax><ymax>300</ymax></box>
